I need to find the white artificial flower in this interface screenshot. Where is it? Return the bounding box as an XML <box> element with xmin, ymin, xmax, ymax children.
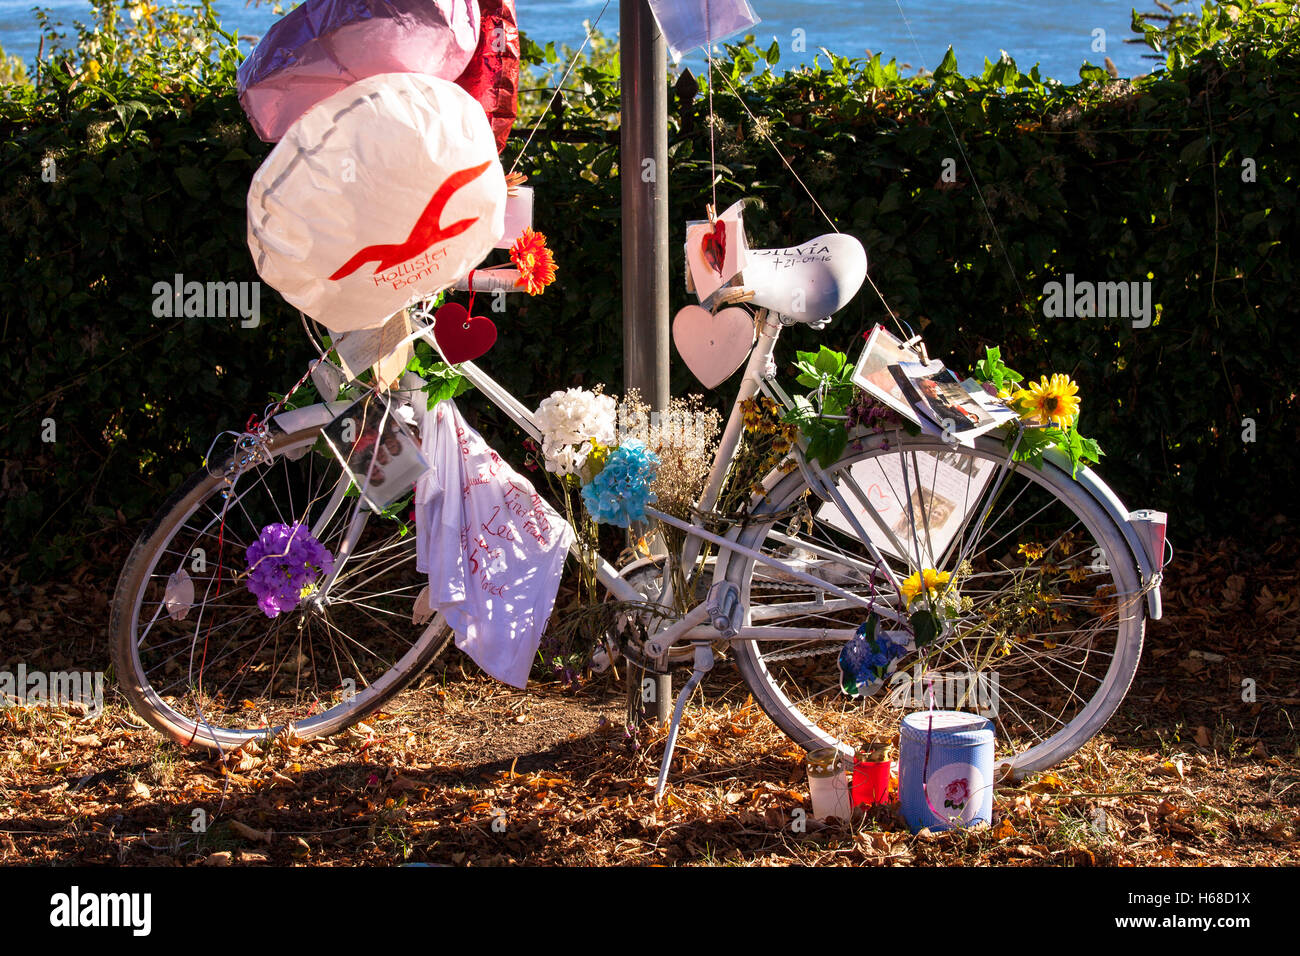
<box><xmin>535</xmin><ymin>388</ymin><xmax>616</xmax><ymax>450</ymax></box>
<box><xmin>543</xmin><ymin>439</ymin><xmax>593</xmax><ymax>477</ymax></box>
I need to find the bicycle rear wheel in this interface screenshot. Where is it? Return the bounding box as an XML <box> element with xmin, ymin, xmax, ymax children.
<box><xmin>725</xmin><ymin>432</ymin><xmax>1146</xmax><ymax>777</ymax></box>
<box><xmin>110</xmin><ymin>421</ymin><xmax>453</xmax><ymax>750</ymax></box>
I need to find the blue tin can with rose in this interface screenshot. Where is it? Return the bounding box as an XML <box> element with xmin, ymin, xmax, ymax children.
<box><xmin>899</xmin><ymin>711</ymin><xmax>995</xmax><ymax>833</ymax></box>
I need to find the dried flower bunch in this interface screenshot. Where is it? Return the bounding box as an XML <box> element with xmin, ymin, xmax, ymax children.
<box><xmin>714</xmin><ymin>395</ymin><xmax>801</xmax><ymax>519</ymax></box>
<box><xmin>617</xmin><ymin>390</ymin><xmax>722</xmax><ymax>520</ymax></box>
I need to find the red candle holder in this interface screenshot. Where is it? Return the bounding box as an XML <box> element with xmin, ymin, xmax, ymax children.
<box><xmin>852</xmin><ymin>757</ymin><xmax>892</xmax><ymax>807</ymax></box>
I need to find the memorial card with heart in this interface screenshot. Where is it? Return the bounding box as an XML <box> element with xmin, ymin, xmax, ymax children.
<box><xmin>685</xmin><ymin>200</ymin><xmax>748</xmax><ymax>301</ymax></box>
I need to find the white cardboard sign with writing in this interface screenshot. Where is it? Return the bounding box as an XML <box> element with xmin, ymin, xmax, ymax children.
<box><xmin>415</xmin><ymin>400</ymin><xmax>573</xmax><ymax>688</ymax></box>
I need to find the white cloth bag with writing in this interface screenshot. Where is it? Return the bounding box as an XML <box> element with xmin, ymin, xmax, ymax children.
<box><xmin>415</xmin><ymin>400</ymin><xmax>573</xmax><ymax>687</ymax></box>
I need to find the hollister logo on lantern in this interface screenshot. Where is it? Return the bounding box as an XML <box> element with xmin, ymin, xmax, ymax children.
<box><xmin>330</xmin><ymin>161</ymin><xmax>492</xmax><ymax>282</ymax></box>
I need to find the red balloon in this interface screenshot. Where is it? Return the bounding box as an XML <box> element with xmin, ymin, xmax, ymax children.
<box><xmin>455</xmin><ymin>0</ymin><xmax>520</xmax><ymax>154</ymax></box>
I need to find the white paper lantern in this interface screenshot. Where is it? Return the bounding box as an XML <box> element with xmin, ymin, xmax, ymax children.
<box><xmin>247</xmin><ymin>72</ymin><xmax>507</xmax><ymax>333</ymax></box>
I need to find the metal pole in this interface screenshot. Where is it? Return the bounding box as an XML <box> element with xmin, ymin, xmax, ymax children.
<box><xmin>621</xmin><ymin>0</ymin><xmax>670</xmax><ymax>411</ymax></box>
<box><xmin>620</xmin><ymin>0</ymin><xmax>671</xmax><ymax>722</ymax></box>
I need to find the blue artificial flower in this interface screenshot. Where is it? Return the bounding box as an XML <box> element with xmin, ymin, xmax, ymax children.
<box><xmin>838</xmin><ymin>617</ymin><xmax>909</xmax><ymax>697</ymax></box>
<box><xmin>245</xmin><ymin>522</ymin><xmax>335</xmax><ymax>618</ymax></box>
<box><xmin>580</xmin><ymin>439</ymin><xmax>659</xmax><ymax>527</ymax></box>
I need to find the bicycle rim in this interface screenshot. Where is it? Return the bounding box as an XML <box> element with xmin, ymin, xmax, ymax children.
<box><xmin>110</xmin><ymin>425</ymin><xmax>451</xmax><ymax>750</ymax></box>
<box><xmin>726</xmin><ymin>432</ymin><xmax>1145</xmax><ymax>776</ymax></box>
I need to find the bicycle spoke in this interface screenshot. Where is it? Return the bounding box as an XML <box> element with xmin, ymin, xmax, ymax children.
<box><xmin>730</xmin><ymin>431</ymin><xmax>1144</xmax><ymax>773</ymax></box>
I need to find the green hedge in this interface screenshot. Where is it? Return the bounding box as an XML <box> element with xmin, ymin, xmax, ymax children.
<box><xmin>2</xmin><ymin>0</ymin><xmax>1297</xmax><ymax>574</ymax></box>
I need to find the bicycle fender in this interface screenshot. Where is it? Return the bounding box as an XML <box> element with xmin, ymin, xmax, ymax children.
<box><xmin>1042</xmin><ymin>448</ymin><xmax>1163</xmax><ymax>621</ymax></box>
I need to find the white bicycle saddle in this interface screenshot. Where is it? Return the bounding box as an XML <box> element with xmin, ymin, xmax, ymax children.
<box><xmin>742</xmin><ymin>233</ymin><xmax>867</xmax><ymax>324</ymax></box>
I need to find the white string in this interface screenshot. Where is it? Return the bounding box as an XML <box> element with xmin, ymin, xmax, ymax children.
<box><xmin>705</xmin><ymin>0</ymin><xmax>718</xmax><ymax>215</ymax></box>
<box><xmin>890</xmin><ymin>0</ymin><xmax>1028</xmax><ymax>307</ymax></box>
<box><xmin>706</xmin><ymin>40</ymin><xmax>717</xmax><ymax>214</ymax></box>
<box><xmin>508</xmin><ymin>0</ymin><xmax>615</xmax><ymax>177</ymax></box>
<box><xmin>713</xmin><ymin>65</ymin><xmax>903</xmax><ymax>333</ymax></box>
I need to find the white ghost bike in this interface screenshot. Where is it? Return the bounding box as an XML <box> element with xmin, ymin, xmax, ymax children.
<box><xmin>111</xmin><ymin>234</ymin><xmax>1165</xmax><ymax>789</ymax></box>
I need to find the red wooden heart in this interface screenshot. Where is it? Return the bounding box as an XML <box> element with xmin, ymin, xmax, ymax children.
<box><xmin>700</xmin><ymin>219</ymin><xmax>726</xmax><ymax>275</ymax></box>
<box><xmin>433</xmin><ymin>302</ymin><xmax>497</xmax><ymax>364</ymax></box>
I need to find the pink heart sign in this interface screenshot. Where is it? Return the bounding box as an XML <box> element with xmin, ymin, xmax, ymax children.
<box><xmin>672</xmin><ymin>305</ymin><xmax>754</xmax><ymax>389</ymax></box>
<box><xmin>434</xmin><ymin>302</ymin><xmax>497</xmax><ymax>364</ymax></box>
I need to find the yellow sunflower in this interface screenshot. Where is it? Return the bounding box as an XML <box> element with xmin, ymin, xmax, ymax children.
<box><xmin>1014</xmin><ymin>374</ymin><xmax>1081</xmax><ymax>428</ymax></box>
<box><xmin>900</xmin><ymin>567</ymin><xmax>952</xmax><ymax>605</ymax></box>
<box><xmin>1017</xmin><ymin>542</ymin><xmax>1046</xmax><ymax>562</ymax></box>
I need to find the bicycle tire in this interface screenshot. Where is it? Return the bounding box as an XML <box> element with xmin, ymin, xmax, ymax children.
<box><xmin>110</xmin><ymin>422</ymin><xmax>454</xmax><ymax>750</ymax></box>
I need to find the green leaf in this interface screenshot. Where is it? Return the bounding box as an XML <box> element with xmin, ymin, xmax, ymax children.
<box><xmin>934</xmin><ymin>46</ymin><xmax>959</xmax><ymax>78</ymax></box>
<box><xmin>794</xmin><ymin>348</ymin><xmax>820</xmax><ymax>367</ymax></box>
<box><xmin>410</xmin><ymin>348</ymin><xmax>474</xmax><ymax>405</ymax></box>
<box><xmin>865</xmin><ymin>53</ymin><xmax>887</xmax><ymax>88</ymax></box>
<box><xmin>805</xmin><ymin>429</ymin><xmax>827</xmax><ymax>466</ymax></box>
<box><xmin>1009</xmin><ymin>427</ymin><xmax>1054</xmax><ymax>468</ymax></box>
<box><xmin>425</xmin><ymin>372</ymin><xmax>471</xmax><ymax>405</ymax></box>
<box><xmin>174</xmin><ymin>165</ymin><xmax>210</xmax><ymax>200</ymax></box>
<box><xmin>910</xmin><ymin>609</ymin><xmax>941</xmax><ymax>647</ymax></box>
<box><xmin>789</xmin><ymin>394</ymin><xmax>816</xmax><ymax>419</ymax></box>
<box><xmin>813</xmin><ymin>346</ymin><xmax>846</xmax><ymax>376</ymax></box>
<box><xmin>973</xmin><ymin>345</ymin><xmax>1025</xmax><ymax>393</ymax></box>
<box><xmin>820</xmin><ymin>426</ymin><xmax>848</xmax><ymax>466</ymax></box>
<box><xmin>1078</xmin><ymin>62</ymin><xmax>1109</xmax><ymax>83</ymax></box>
<box><xmin>1179</xmin><ymin>137</ymin><xmax>1208</xmax><ymax>165</ymax></box>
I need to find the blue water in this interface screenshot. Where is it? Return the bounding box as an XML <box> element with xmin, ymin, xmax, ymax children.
<box><xmin>1</xmin><ymin>0</ymin><xmax>1160</xmax><ymax>80</ymax></box>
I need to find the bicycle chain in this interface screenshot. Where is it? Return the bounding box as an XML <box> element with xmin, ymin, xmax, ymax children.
<box><xmin>759</xmin><ymin>642</ymin><xmax>845</xmax><ymax>663</ymax></box>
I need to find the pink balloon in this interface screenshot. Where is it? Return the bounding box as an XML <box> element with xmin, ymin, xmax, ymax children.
<box><xmin>238</xmin><ymin>0</ymin><xmax>481</xmax><ymax>143</ymax></box>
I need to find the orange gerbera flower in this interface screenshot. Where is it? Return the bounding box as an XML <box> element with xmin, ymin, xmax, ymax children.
<box><xmin>510</xmin><ymin>228</ymin><xmax>557</xmax><ymax>296</ymax></box>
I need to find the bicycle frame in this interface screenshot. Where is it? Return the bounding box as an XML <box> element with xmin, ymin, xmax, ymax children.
<box><xmin>269</xmin><ymin>304</ymin><xmax>1163</xmax><ymax>670</ymax></box>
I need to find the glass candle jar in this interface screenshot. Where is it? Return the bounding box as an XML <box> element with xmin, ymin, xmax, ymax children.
<box><xmin>852</xmin><ymin>750</ymin><xmax>892</xmax><ymax>806</ymax></box>
<box><xmin>806</xmin><ymin>747</ymin><xmax>852</xmax><ymax>822</ymax></box>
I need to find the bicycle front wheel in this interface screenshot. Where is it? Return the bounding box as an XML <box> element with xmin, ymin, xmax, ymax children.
<box><xmin>726</xmin><ymin>431</ymin><xmax>1146</xmax><ymax>777</ymax></box>
<box><xmin>110</xmin><ymin>421</ymin><xmax>453</xmax><ymax>750</ymax></box>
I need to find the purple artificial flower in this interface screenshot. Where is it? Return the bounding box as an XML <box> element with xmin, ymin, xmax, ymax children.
<box><xmin>245</xmin><ymin>522</ymin><xmax>335</xmax><ymax>618</ymax></box>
